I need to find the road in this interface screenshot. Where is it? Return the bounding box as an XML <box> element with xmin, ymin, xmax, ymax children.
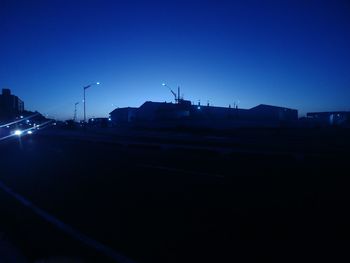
<box><xmin>1</xmin><ymin>129</ymin><xmax>350</xmax><ymax>262</ymax></box>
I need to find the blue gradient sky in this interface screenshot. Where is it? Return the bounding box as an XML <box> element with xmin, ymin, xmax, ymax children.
<box><xmin>1</xmin><ymin>0</ymin><xmax>349</xmax><ymax>119</ymax></box>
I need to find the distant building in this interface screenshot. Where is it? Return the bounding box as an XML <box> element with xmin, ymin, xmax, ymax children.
<box><xmin>109</xmin><ymin>107</ymin><xmax>137</xmax><ymax>123</ymax></box>
<box><xmin>109</xmin><ymin>98</ymin><xmax>298</xmax><ymax>128</ymax></box>
<box><xmin>137</xmin><ymin>100</ymin><xmax>191</xmax><ymax>121</ymax></box>
<box><xmin>307</xmin><ymin>111</ymin><xmax>350</xmax><ymax>126</ymax></box>
<box><xmin>88</xmin><ymin>117</ymin><xmax>112</xmax><ymax>128</ymax></box>
<box><xmin>249</xmin><ymin>104</ymin><xmax>298</xmax><ymax>122</ymax></box>
<box><xmin>0</xmin><ymin>89</ymin><xmax>24</xmax><ymax>120</ymax></box>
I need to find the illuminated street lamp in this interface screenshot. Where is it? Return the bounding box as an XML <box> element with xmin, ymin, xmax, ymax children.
<box><xmin>162</xmin><ymin>83</ymin><xmax>179</xmax><ymax>103</ymax></box>
<box><xmin>83</xmin><ymin>82</ymin><xmax>100</xmax><ymax>123</ymax></box>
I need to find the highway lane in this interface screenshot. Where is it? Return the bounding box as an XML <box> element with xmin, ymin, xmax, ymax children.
<box><xmin>1</xmin><ymin>133</ymin><xmax>350</xmax><ymax>262</ymax></box>
<box><xmin>0</xmin><ymin>135</ymin><xmax>234</xmax><ymax>262</ymax></box>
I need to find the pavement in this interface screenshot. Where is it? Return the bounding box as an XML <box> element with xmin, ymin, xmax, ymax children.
<box><xmin>0</xmin><ymin>127</ymin><xmax>350</xmax><ymax>262</ymax></box>
<box><xmin>0</xmin><ymin>233</ymin><xmax>27</xmax><ymax>263</ymax></box>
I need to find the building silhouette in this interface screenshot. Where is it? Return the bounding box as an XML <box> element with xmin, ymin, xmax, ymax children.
<box><xmin>307</xmin><ymin>111</ymin><xmax>350</xmax><ymax>126</ymax></box>
<box><xmin>110</xmin><ymin>97</ymin><xmax>298</xmax><ymax>129</ymax></box>
<box><xmin>0</xmin><ymin>89</ymin><xmax>24</xmax><ymax>120</ymax></box>
<box><xmin>110</xmin><ymin>107</ymin><xmax>137</xmax><ymax>123</ymax></box>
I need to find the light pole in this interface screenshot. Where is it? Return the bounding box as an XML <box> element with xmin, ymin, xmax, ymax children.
<box><xmin>162</xmin><ymin>83</ymin><xmax>179</xmax><ymax>104</ymax></box>
<box><xmin>73</xmin><ymin>102</ymin><xmax>79</xmax><ymax>122</ymax></box>
<box><xmin>83</xmin><ymin>82</ymin><xmax>100</xmax><ymax>123</ymax></box>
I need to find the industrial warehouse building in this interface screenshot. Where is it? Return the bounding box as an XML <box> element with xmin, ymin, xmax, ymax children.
<box><xmin>110</xmin><ymin>107</ymin><xmax>137</xmax><ymax>123</ymax></box>
<box><xmin>110</xmin><ymin>98</ymin><xmax>298</xmax><ymax>128</ymax></box>
<box><xmin>307</xmin><ymin>111</ymin><xmax>350</xmax><ymax>126</ymax></box>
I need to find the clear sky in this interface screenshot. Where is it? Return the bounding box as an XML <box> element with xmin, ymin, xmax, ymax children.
<box><xmin>1</xmin><ymin>0</ymin><xmax>349</xmax><ymax>119</ymax></box>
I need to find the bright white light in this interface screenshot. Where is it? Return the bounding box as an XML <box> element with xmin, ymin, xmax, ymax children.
<box><xmin>162</xmin><ymin>83</ymin><xmax>166</xmax><ymax>86</ymax></box>
<box><xmin>27</xmin><ymin>130</ymin><xmax>33</xmax><ymax>134</ymax></box>
<box><xmin>14</xmin><ymin>130</ymin><xmax>22</xmax><ymax>136</ymax></box>
<box><xmin>108</xmin><ymin>118</ymin><xmax>112</xmax><ymax>121</ymax></box>
<box><xmin>197</xmin><ymin>106</ymin><xmax>201</xmax><ymax>110</ymax></box>
<box><xmin>20</xmin><ymin>115</ymin><xmax>23</xmax><ymax>119</ymax></box>
<box><xmin>91</xmin><ymin>118</ymin><xmax>94</xmax><ymax>121</ymax></box>
<box><xmin>96</xmin><ymin>82</ymin><xmax>100</xmax><ymax>85</ymax></box>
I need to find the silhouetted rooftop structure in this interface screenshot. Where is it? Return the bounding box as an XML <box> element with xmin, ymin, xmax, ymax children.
<box><xmin>110</xmin><ymin>99</ymin><xmax>298</xmax><ymax>128</ymax></box>
<box><xmin>0</xmin><ymin>89</ymin><xmax>24</xmax><ymax>120</ymax></box>
<box><xmin>110</xmin><ymin>107</ymin><xmax>137</xmax><ymax>123</ymax></box>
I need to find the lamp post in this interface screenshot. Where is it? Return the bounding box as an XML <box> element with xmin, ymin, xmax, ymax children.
<box><xmin>83</xmin><ymin>82</ymin><xmax>100</xmax><ymax>123</ymax></box>
<box><xmin>162</xmin><ymin>83</ymin><xmax>179</xmax><ymax>104</ymax></box>
<box><xmin>73</xmin><ymin>102</ymin><xmax>79</xmax><ymax>122</ymax></box>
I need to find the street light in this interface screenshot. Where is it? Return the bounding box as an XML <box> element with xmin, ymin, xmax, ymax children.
<box><xmin>83</xmin><ymin>82</ymin><xmax>100</xmax><ymax>123</ymax></box>
<box><xmin>73</xmin><ymin>102</ymin><xmax>79</xmax><ymax>122</ymax></box>
<box><xmin>162</xmin><ymin>83</ymin><xmax>179</xmax><ymax>103</ymax></box>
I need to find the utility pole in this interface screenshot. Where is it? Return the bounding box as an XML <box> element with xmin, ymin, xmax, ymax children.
<box><xmin>73</xmin><ymin>102</ymin><xmax>79</xmax><ymax>122</ymax></box>
<box><xmin>83</xmin><ymin>82</ymin><xmax>100</xmax><ymax>123</ymax></box>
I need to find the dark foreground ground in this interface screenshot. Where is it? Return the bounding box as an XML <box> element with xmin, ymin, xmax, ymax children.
<box><xmin>0</xmin><ymin>127</ymin><xmax>350</xmax><ymax>262</ymax></box>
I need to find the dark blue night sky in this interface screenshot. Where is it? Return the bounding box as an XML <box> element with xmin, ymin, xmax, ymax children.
<box><xmin>1</xmin><ymin>0</ymin><xmax>349</xmax><ymax>119</ymax></box>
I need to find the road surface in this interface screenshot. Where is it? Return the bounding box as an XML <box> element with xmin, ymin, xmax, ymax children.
<box><xmin>0</xmin><ymin>129</ymin><xmax>350</xmax><ymax>262</ymax></box>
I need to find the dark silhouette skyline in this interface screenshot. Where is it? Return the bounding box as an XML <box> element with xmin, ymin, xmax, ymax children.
<box><xmin>1</xmin><ymin>0</ymin><xmax>349</xmax><ymax>119</ymax></box>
